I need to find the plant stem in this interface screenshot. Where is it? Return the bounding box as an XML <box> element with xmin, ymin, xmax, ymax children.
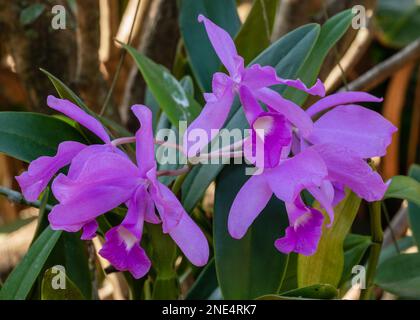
<box><xmin>360</xmin><ymin>201</ymin><xmax>383</xmax><ymax>300</ymax></box>
<box><xmin>0</xmin><ymin>186</ymin><xmax>53</xmax><ymax>211</ymax></box>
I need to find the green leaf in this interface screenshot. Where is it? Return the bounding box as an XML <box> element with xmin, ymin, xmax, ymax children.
<box><xmin>0</xmin><ymin>112</ymin><xmax>85</xmax><ymax>163</ymax></box>
<box><xmin>41</xmin><ymin>268</ymin><xmax>84</xmax><ymax>300</ymax></box>
<box><xmin>20</xmin><ymin>3</ymin><xmax>46</xmax><ymax>25</ymax></box>
<box><xmin>0</xmin><ymin>217</ymin><xmax>36</xmax><ymax>234</ymax></box>
<box><xmin>0</xmin><ymin>227</ymin><xmax>62</xmax><ymax>300</ymax></box>
<box><xmin>283</xmin><ymin>9</ymin><xmax>355</xmax><ymax>106</ymax></box>
<box><xmin>124</xmin><ymin>45</ymin><xmax>201</xmax><ymax>128</ymax></box>
<box><xmin>407</xmin><ymin>165</ymin><xmax>420</xmax><ymax>246</ymax></box>
<box><xmin>379</xmin><ymin>236</ymin><xmax>415</xmax><ymax>265</ymax></box>
<box><xmin>375</xmin><ymin>253</ymin><xmax>420</xmax><ymax>298</ymax></box>
<box><xmin>298</xmin><ymin>191</ymin><xmax>362</xmax><ymax>287</ymax></box>
<box><xmin>182</xmin><ymin>24</ymin><xmax>321</xmax><ymax>212</ymax></box>
<box><xmin>186</xmin><ymin>258</ymin><xmax>218</xmax><ymax>300</ymax></box>
<box><xmin>340</xmin><ymin>234</ymin><xmax>372</xmax><ymax>285</ymax></box>
<box><xmin>280</xmin><ymin>284</ymin><xmax>338</xmax><ymax>300</ymax></box>
<box><xmin>384</xmin><ymin>175</ymin><xmax>420</xmax><ymax>206</ymax></box>
<box><xmin>179</xmin><ymin>0</ymin><xmax>241</xmax><ymax>91</ymax></box>
<box><xmin>376</xmin><ymin>0</ymin><xmax>420</xmax><ymax>48</ymax></box>
<box><xmin>234</xmin><ymin>0</ymin><xmax>278</xmax><ymax>64</ymax></box>
<box><xmin>214</xmin><ymin>164</ymin><xmax>289</xmax><ymax>299</ymax></box>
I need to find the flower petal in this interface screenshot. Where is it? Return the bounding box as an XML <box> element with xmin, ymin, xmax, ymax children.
<box><xmin>306</xmin><ymin>91</ymin><xmax>383</xmax><ymax>117</ymax></box>
<box><xmin>307</xmin><ymin>180</ymin><xmax>335</xmax><ymax>226</ymax></box>
<box><xmin>314</xmin><ymin>143</ymin><xmax>388</xmax><ymax>201</ymax></box>
<box><xmin>265</xmin><ymin>148</ymin><xmax>328</xmax><ymax>203</ymax></box>
<box><xmin>131</xmin><ymin>105</ymin><xmax>156</xmax><ymax>176</ymax></box>
<box><xmin>47</xmin><ymin>96</ymin><xmax>110</xmax><ymax>143</ymax></box>
<box><xmin>308</xmin><ymin>105</ymin><xmax>397</xmax><ymax>158</ymax></box>
<box><xmin>81</xmin><ymin>220</ymin><xmax>98</xmax><ymax>240</ymax></box>
<box><xmin>238</xmin><ymin>85</ymin><xmax>263</xmax><ymax>124</ymax></box>
<box><xmin>254</xmin><ymin>87</ymin><xmax>314</xmax><ymax>137</ymax></box>
<box><xmin>228</xmin><ymin>174</ymin><xmax>273</xmax><ymax>239</ymax></box>
<box><xmin>16</xmin><ymin>141</ymin><xmax>86</xmax><ymax>201</ymax></box>
<box><xmin>197</xmin><ymin>14</ymin><xmax>243</xmax><ymax>78</ymax></box>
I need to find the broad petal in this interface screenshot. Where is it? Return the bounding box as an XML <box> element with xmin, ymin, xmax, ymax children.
<box><xmin>47</xmin><ymin>96</ymin><xmax>110</xmax><ymax>143</ymax></box>
<box><xmin>228</xmin><ymin>174</ymin><xmax>273</xmax><ymax>239</ymax></box>
<box><xmin>198</xmin><ymin>15</ymin><xmax>243</xmax><ymax>78</ymax></box>
<box><xmin>183</xmin><ymin>74</ymin><xmax>235</xmax><ymax>158</ymax></box>
<box><xmin>275</xmin><ymin>207</ymin><xmax>324</xmax><ymax>256</ymax></box>
<box><xmin>81</xmin><ymin>220</ymin><xmax>99</xmax><ymax>240</ymax></box>
<box><xmin>16</xmin><ymin>141</ymin><xmax>86</xmax><ymax>201</ymax></box>
<box><xmin>314</xmin><ymin>143</ymin><xmax>388</xmax><ymax>201</ymax></box>
<box><xmin>306</xmin><ymin>92</ymin><xmax>383</xmax><ymax>117</ymax></box>
<box><xmin>168</xmin><ymin>210</ymin><xmax>209</xmax><ymax>267</ymax></box>
<box><xmin>131</xmin><ymin>105</ymin><xmax>156</xmax><ymax>176</ymax></box>
<box><xmin>308</xmin><ymin>105</ymin><xmax>397</xmax><ymax>158</ymax></box>
<box><xmin>242</xmin><ymin>64</ymin><xmax>325</xmax><ymax>96</ymax></box>
<box><xmin>255</xmin><ymin>88</ymin><xmax>313</xmax><ymax>137</ymax></box>
<box><xmin>265</xmin><ymin>148</ymin><xmax>328</xmax><ymax>203</ymax></box>
<box><xmin>99</xmin><ymin>227</ymin><xmax>151</xmax><ymax>279</ymax></box>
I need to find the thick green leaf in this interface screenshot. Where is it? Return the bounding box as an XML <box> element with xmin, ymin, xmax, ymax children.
<box><xmin>235</xmin><ymin>0</ymin><xmax>278</xmax><ymax>64</ymax></box>
<box><xmin>186</xmin><ymin>258</ymin><xmax>218</xmax><ymax>300</ymax></box>
<box><xmin>0</xmin><ymin>112</ymin><xmax>85</xmax><ymax>163</ymax></box>
<box><xmin>214</xmin><ymin>164</ymin><xmax>289</xmax><ymax>299</ymax></box>
<box><xmin>182</xmin><ymin>24</ymin><xmax>321</xmax><ymax>212</ymax></box>
<box><xmin>0</xmin><ymin>227</ymin><xmax>62</xmax><ymax>300</ymax></box>
<box><xmin>407</xmin><ymin>165</ymin><xmax>420</xmax><ymax>245</ymax></box>
<box><xmin>376</xmin><ymin>0</ymin><xmax>420</xmax><ymax>48</ymax></box>
<box><xmin>280</xmin><ymin>284</ymin><xmax>338</xmax><ymax>300</ymax></box>
<box><xmin>375</xmin><ymin>253</ymin><xmax>420</xmax><ymax>298</ymax></box>
<box><xmin>179</xmin><ymin>0</ymin><xmax>241</xmax><ymax>91</ymax></box>
<box><xmin>124</xmin><ymin>45</ymin><xmax>201</xmax><ymax>128</ymax></box>
<box><xmin>384</xmin><ymin>175</ymin><xmax>420</xmax><ymax>206</ymax></box>
<box><xmin>298</xmin><ymin>192</ymin><xmax>362</xmax><ymax>287</ymax></box>
<box><xmin>41</xmin><ymin>268</ymin><xmax>84</xmax><ymax>300</ymax></box>
<box><xmin>340</xmin><ymin>234</ymin><xmax>372</xmax><ymax>285</ymax></box>
<box><xmin>283</xmin><ymin>9</ymin><xmax>354</xmax><ymax>106</ymax></box>
<box><xmin>20</xmin><ymin>3</ymin><xmax>45</xmax><ymax>25</ymax></box>
<box><xmin>379</xmin><ymin>236</ymin><xmax>415</xmax><ymax>265</ymax></box>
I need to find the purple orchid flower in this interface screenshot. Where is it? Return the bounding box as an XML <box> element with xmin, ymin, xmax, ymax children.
<box><xmin>15</xmin><ymin>95</ymin><xmax>123</xmax><ymax>239</ymax></box>
<box><xmin>183</xmin><ymin>14</ymin><xmax>325</xmax><ymax>158</ymax></box>
<box><xmin>230</xmin><ymin>90</ymin><xmax>397</xmax><ymax>255</ymax></box>
<box><xmin>48</xmin><ymin>106</ymin><xmax>209</xmax><ymax>278</ymax></box>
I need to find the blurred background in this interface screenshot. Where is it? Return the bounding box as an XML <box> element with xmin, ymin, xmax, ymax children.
<box><xmin>0</xmin><ymin>0</ymin><xmax>419</xmax><ymax>299</ymax></box>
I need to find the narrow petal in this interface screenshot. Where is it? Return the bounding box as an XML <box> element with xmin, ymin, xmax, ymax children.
<box><xmin>307</xmin><ymin>180</ymin><xmax>335</xmax><ymax>226</ymax></box>
<box><xmin>308</xmin><ymin>105</ymin><xmax>397</xmax><ymax>158</ymax></box>
<box><xmin>168</xmin><ymin>210</ymin><xmax>209</xmax><ymax>267</ymax></box>
<box><xmin>16</xmin><ymin>141</ymin><xmax>86</xmax><ymax>201</ymax></box>
<box><xmin>241</xmin><ymin>64</ymin><xmax>325</xmax><ymax>96</ymax></box>
<box><xmin>47</xmin><ymin>96</ymin><xmax>110</xmax><ymax>143</ymax></box>
<box><xmin>254</xmin><ymin>87</ymin><xmax>313</xmax><ymax>137</ymax></box>
<box><xmin>198</xmin><ymin>14</ymin><xmax>243</xmax><ymax>78</ymax></box>
<box><xmin>81</xmin><ymin>220</ymin><xmax>99</xmax><ymax>240</ymax></box>
<box><xmin>228</xmin><ymin>174</ymin><xmax>273</xmax><ymax>239</ymax></box>
<box><xmin>306</xmin><ymin>92</ymin><xmax>383</xmax><ymax>117</ymax></box>
<box><xmin>314</xmin><ymin>143</ymin><xmax>388</xmax><ymax>201</ymax></box>
<box><xmin>238</xmin><ymin>85</ymin><xmax>263</xmax><ymax>124</ymax></box>
<box><xmin>265</xmin><ymin>148</ymin><xmax>328</xmax><ymax>203</ymax></box>
<box><xmin>183</xmin><ymin>74</ymin><xmax>235</xmax><ymax>158</ymax></box>
<box><xmin>99</xmin><ymin>227</ymin><xmax>151</xmax><ymax>279</ymax></box>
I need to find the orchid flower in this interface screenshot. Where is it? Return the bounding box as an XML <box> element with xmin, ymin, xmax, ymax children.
<box><xmin>48</xmin><ymin>106</ymin><xmax>209</xmax><ymax>278</ymax></box>
<box><xmin>183</xmin><ymin>15</ymin><xmax>325</xmax><ymax>158</ymax></box>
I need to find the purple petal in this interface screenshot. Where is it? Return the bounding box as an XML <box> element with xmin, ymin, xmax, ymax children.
<box><xmin>313</xmin><ymin>143</ymin><xmax>388</xmax><ymax>201</ymax></box>
<box><xmin>306</xmin><ymin>92</ymin><xmax>383</xmax><ymax>117</ymax></box>
<box><xmin>131</xmin><ymin>105</ymin><xmax>157</xmax><ymax>176</ymax></box>
<box><xmin>16</xmin><ymin>141</ymin><xmax>86</xmax><ymax>201</ymax></box>
<box><xmin>275</xmin><ymin>204</ymin><xmax>324</xmax><ymax>256</ymax></box>
<box><xmin>99</xmin><ymin>227</ymin><xmax>151</xmax><ymax>279</ymax></box>
<box><xmin>47</xmin><ymin>96</ymin><xmax>110</xmax><ymax>143</ymax></box>
<box><xmin>254</xmin><ymin>87</ymin><xmax>314</xmax><ymax>137</ymax></box>
<box><xmin>168</xmin><ymin>209</ymin><xmax>209</xmax><ymax>267</ymax></box>
<box><xmin>197</xmin><ymin>15</ymin><xmax>243</xmax><ymax>78</ymax></box>
<box><xmin>265</xmin><ymin>148</ymin><xmax>328</xmax><ymax>203</ymax></box>
<box><xmin>228</xmin><ymin>174</ymin><xmax>273</xmax><ymax>239</ymax></box>
<box><xmin>238</xmin><ymin>85</ymin><xmax>263</xmax><ymax>124</ymax></box>
<box><xmin>308</xmin><ymin>105</ymin><xmax>397</xmax><ymax>158</ymax></box>
<box><xmin>183</xmin><ymin>73</ymin><xmax>235</xmax><ymax>158</ymax></box>
<box><xmin>241</xmin><ymin>64</ymin><xmax>325</xmax><ymax>96</ymax></box>
<box><xmin>81</xmin><ymin>220</ymin><xmax>98</xmax><ymax>240</ymax></box>
<box><xmin>307</xmin><ymin>180</ymin><xmax>335</xmax><ymax>226</ymax></box>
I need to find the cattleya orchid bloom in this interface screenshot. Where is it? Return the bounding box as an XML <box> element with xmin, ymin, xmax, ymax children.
<box><xmin>48</xmin><ymin>106</ymin><xmax>209</xmax><ymax>278</ymax></box>
<box><xmin>183</xmin><ymin>15</ymin><xmax>326</xmax><ymax>158</ymax></box>
<box><xmin>229</xmin><ymin>89</ymin><xmax>397</xmax><ymax>255</ymax></box>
